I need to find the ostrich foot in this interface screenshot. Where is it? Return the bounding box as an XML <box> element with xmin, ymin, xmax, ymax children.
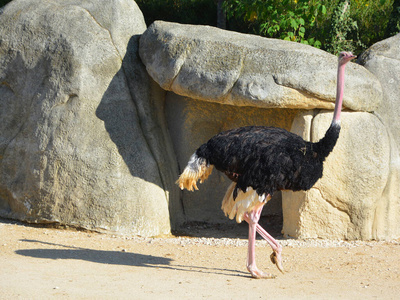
<box><xmin>247</xmin><ymin>265</ymin><xmax>277</xmax><ymax>279</ymax></box>
<box><xmin>270</xmin><ymin>251</ymin><xmax>285</xmax><ymax>274</ymax></box>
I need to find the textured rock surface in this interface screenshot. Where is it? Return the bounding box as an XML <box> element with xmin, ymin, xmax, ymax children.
<box><xmin>0</xmin><ymin>0</ymin><xmax>181</xmax><ymax>236</ymax></box>
<box><xmin>358</xmin><ymin>34</ymin><xmax>400</xmax><ymax>146</ymax></box>
<box><xmin>140</xmin><ymin>21</ymin><xmax>382</xmax><ymax>111</ymax></box>
<box><xmin>282</xmin><ymin>111</ymin><xmax>392</xmax><ymax>240</ymax></box>
<box><xmin>357</xmin><ymin>33</ymin><xmax>400</xmax><ymax>240</ymax></box>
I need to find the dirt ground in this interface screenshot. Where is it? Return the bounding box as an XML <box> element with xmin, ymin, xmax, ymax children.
<box><xmin>1</xmin><ymin>218</ymin><xmax>399</xmax><ymax>299</ymax></box>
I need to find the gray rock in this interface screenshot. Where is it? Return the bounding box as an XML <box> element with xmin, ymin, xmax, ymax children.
<box><xmin>357</xmin><ymin>33</ymin><xmax>400</xmax><ymax>240</ymax></box>
<box><xmin>140</xmin><ymin>21</ymin><xmax>382</xmax><ymax>111</ymax></box>
<box><xmin>358</xmin><ymin>34</ymin><xmax>400</xmax><ymax>145</ymax></box>
<box><xmin>0</xmin><ymin>0</ymin><xmax>181</xmax><ymax>236</ymax></box>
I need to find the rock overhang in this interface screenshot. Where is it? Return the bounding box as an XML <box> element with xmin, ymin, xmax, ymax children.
<box><xmin>139</xmin><ymin>21</ymin><xmax>383</xmax><ymax>111</ymax></box>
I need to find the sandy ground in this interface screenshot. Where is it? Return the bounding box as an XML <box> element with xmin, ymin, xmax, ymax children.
<box><xmin>1</xmin><ymin>218</ymin><xmax>400</xmax><ymax>300</ymax></box>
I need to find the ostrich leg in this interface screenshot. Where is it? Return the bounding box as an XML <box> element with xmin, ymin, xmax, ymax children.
<box><xmin>244</xmin><ymin>202</ymin><xmax>285</xmax><ymax>274</ymax></box>
<box><xmin>244</xmin><ymin>205</ymin><xmax>276</xmax><ymax>279</ymax></box>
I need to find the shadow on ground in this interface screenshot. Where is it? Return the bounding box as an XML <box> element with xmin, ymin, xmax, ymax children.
<box><xmin>15</xmin><ymin>239</ymin><xmax>250</xmax><ymax>278</ymax></box>
<box><xmin>16</xmin><ymin>239</ymin><xmax>172</xmax><ymax>267</ymax></box>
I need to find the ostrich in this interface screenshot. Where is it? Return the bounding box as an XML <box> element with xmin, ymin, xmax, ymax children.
<box><xmin>177</xmin><ymin>52</ymin><xmax>356</xmax><ymax>278</ymax></box>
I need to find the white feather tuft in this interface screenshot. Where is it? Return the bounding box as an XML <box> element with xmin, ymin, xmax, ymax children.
<box><xmin>221</xmin><ymin>183</ymin><xmax>271</xmax><ymax>223</ymax></box>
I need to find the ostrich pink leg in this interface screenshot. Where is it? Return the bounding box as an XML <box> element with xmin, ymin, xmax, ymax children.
<box><xmin>244</xmin><ymin>205</ymin><xmax>285</xmax><ymax>274</ymax></box>
<box><xmin>244</xmin><ymin>205</ymin><xmax>276</xmax><ymax>279</ymax></box>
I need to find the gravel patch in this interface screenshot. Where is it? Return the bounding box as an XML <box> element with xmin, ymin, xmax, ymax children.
<box><xmin>108</xmin><ymin>234</ymin><xmax>400</xmax><ymax>249</ymax></box>
<box><xmin>2</xmin><ymin>218</ymin><xmax>399</xmax><ymax>249</ymax></box>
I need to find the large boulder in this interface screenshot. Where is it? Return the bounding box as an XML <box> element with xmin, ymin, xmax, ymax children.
<box><xmin>140</xmin><ymin>21</ymin><xmax>382</xmax><ymax>111</ymax></box>
<box><xmin>356</xmin><ymin>33</ymin><xmax>400</xmax><ymax>240</ymax></box>
<box><xmin>0</xmin><ymin>0</ymin><xmax>181</xmax><ymax>236</ymax></box>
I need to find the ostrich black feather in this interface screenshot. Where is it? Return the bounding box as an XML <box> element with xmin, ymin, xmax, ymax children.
<box><xmin>196</xmin><ymin>123</ymin><xmax>340</xmax><ymax>199</ymax></box>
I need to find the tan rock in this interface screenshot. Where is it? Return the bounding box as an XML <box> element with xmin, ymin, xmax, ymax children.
<box><xmin>358</xmin><ymin>33</ymin><xmax>400</xmax><ymax>240</ymax></box>
<box><xmin>283</xmin><ymin>111</ymin><xmax>391</xmax><ymax>240</ymax></box>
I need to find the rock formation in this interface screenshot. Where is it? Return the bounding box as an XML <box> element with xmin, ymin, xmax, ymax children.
<box><xmin>1</xmin><ymin>2</ymin><xmax>399</xmax><ymax>240</ymax></box>
<box><xmin>0</xmin><ymin>0</ymin><xmax>181</xmax><ymax>236</ymax></box>
<box><xmin>140</xmin><ymin>21</ymin><xmax>399</xmax><ymax>240</ymax></box>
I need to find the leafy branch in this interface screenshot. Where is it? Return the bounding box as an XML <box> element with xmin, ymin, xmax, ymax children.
<box><xmin>224</xmin><ymin>0</ymin><xmax>327</xmax><ymax>48</ymax></box>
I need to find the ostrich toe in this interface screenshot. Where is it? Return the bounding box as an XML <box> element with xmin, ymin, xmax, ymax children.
<box><xmin>270</xmin><ymin>252</ymin><xmax>285</xmax><ymax>274</ymax></box>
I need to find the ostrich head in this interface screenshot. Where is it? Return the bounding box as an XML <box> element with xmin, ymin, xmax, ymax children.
<box><xmin>339</xmin><ymin>51</ymin><xmax>357</xmax><ymax>65</ymax></box>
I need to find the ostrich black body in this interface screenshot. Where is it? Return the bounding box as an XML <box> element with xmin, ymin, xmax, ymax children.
<box><xmin>196</xmin><ymin>123</ymin><xmax>340</xmax><ymax>199</ymax></box>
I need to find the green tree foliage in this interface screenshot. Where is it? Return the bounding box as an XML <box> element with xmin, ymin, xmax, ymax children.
<box><xmin>223</xmin><ymin>0</ymin><xmax>327</xmax><ymax>48</ymax></box>
<box><xmin>350</xmin><ymin>0</ymin><xmax>394</xmax><ymax>48</ymax></box>
<box><xmin>2</xmin><ymin>0</ymin><xmax>399</xmax><ymax>54</ymax></box>
<box><xmin>223</xmin><ymin>0</ymin><xmax>398</xmax><ymax>53</ymax></box>
<box><xmin>386</xmin><ymin>0</ymin><xmax>400</xmax><ymax>36</ymax></box>
<box><xmin>326</xmin><ymin>0</ymin><xmax>363</xmax><ymax>54</ymax></box>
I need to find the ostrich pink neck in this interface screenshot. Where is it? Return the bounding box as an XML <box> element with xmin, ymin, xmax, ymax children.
<box><xmin>332</xmin><ymin>62</ymin><xmax>346</xmax><ymax>124</ymax></box>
